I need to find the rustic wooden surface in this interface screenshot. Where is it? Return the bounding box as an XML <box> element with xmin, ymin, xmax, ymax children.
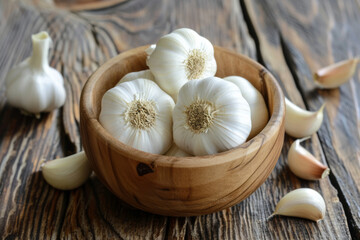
<box><xmin>0</xmin><ymin>0</ymin><xmax>358</xmax><ymax>239</ymax></box>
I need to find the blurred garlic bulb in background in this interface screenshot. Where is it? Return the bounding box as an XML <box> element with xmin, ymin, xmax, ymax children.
<box><xmin>224</xmin><ymin>76</ymin><xmax>269</xmax><ymax>139</ymax></box>
<box><xmin>100</xmin><ymin>78</ymin><xmax>175</xmax><ymax>154</ymax></box>
<box><xmin>5</xmin><ymin>31</ymin><xmax>66</xmax><ymax>118</ymax></box>
<box><xmin>173</xmin><ymin>77</ymin><xmax>251</xmax><ymax>156</ymax></box>
<box><xmin>147</xmin><ymin>28</ymin><xmax>217</xmax><ymax>101</ymax></box>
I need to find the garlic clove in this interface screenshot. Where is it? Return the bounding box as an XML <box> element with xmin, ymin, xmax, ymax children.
<box><xmin>100</xmin><ymin>78</ymin><xmax>175</xmax><ymax>154</ymax></box>
<box><xmin>41</xmin><ymin>151</ymin><xmax>92</xmax><ymax>190</ymax></box>
<box><xmin>285</xmin><ymin>98</ymin><xmax>325</xmax><ymax>138</ymax></box>
<box><xmin>5</xmin><ymin>31</ymin><xmax>66</xmax><ymax>116</ymax></box>
<box><xmin>165</xmin><ymin>143</ymin><xmax>192</xmax><ymax>157</ymax></box>
<box><xmin>288</xmin><ymin>137</ymin><xmax>330</xmax><ymax>180</ymax></box>
<box><xmin>224</xmin><ymin>76</ymin><xmax>269</xmax><ymax>139</ymax></box>
<box><xmin>173</xmin><ymin>76</ymin><xmax>251</xmax><ymax>156</ymax></box>
<box><xmin>271</xmin><ymin>188</ymin><xmax>326</xmax><ymax>222</ymax></box>
<box><xmin>147</xmin><ymin>28</ymin><xmax>217</xmax><ymax>101</ymax></box>
<box><xmin>314</xmin><ymin>58</ymin><xmax>359</xmax><ymax>89</ymax></box>
<box><xmin>145</xmin><ymin>44</ymin><xmax>156</xmax><ymax>57</ymax></box>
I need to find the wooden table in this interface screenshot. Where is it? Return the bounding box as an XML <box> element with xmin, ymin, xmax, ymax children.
<box><xmin>1</xmin><ymin>0</ymin><xmax>359</xmax><ymax>239</ymax></box>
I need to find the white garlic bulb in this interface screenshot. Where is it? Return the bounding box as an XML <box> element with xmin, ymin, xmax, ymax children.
<box><xmin>224</xmin><ymin>76</ymin><xmax>269</xmax><ymax>139</ymax></box>
<box><xmin>147</xmin><ymin>28</ymin><xmax>217</xmax><ymax>101</ymax></box>
<box><xmin>173</xmin><ymin>77</ymin><xmax>251</xmax><ymax>156</ymax></box>
<box><xmin>5</xmin><ymin>31</ymin><xmax>66</xmax><ymax>117</ymax></box>
<box><xmin>99</xmin><ymin>78</ymin><xmax>174</xmax><ymax>154</ymax></box>
<box><xmin>117</xmin><ymin>69</ymin><xmax>155</xmax><ymax>85</ymax></box>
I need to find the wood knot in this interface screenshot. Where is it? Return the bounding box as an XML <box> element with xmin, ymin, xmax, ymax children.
<box><xmin>136</xmin><ymin>163</ymin><xmax>154</xmax><ymax>176</ymax></box>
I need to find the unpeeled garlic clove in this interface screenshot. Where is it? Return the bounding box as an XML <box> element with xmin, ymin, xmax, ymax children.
<box><xmin>288</xmin><ymin>137</ymin><xmax>330</xmax><ymax>180</ymax></box>
<box><xmin>270</xmin><ymin>188</ymin><xmax>326</xmax><ymax>222</ymax></box>
<box><xmin>41</xmin><ymin>151</ymin><xmax>92</xmax><ymax>190</ymax></box>
<box><xmin>285</xmin><ymin>98</ymin><xmax>325</xmax><ymax>138</ymax></box>
<box><xmin>145</xmin><ymin>44</ymin><xmax>156</xmax><ymax>56</ymax></box>
<box><xmin>314</xmin><ymin>58</ymin><xmax>359</xmax><ymax>89</ymax></box>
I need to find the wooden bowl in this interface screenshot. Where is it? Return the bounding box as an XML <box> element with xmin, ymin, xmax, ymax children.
<box><xmin>80</xmin><ymin>46</ymin><xmax>285</xmax><ymax>216</ymax></box>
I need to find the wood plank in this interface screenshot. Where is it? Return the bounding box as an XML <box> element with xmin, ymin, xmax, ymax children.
<box><xmin>244</xmin><ymin>0</ymin><xmax>358</xmax><ymax>238</ymax></box>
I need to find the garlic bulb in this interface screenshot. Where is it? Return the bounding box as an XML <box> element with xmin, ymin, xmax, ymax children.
<box><xmin>165</xmin><ymin>144</ymin><xmax>192</xmax><ymax>157</ymax></box>
<box><xmin>117</xmin><ymin>69</ymin><xmax>178</xmax><ymax>101</ymax></box>
<box><xmin>285</xmin><ymin>98</ymin><xmax>325</xmax><ymax>138</ymax></box>
<box><xmin>173</xmin><ymin>77</ymin><xmax>251</xmax><ymax>156</ymax></box>
<box><xmin>117</xmin><ymin>69</ymin><xmax>155</xmax><ymax>85</ymax></box>
<box><xmin>147</xmin><ymin>28</ymin><xmax>217</xmax><ymax>100</ymax></box>
<box><xmin>42</xmin><ymin>151</ymin><xmax>92</xmax><ymax>190</ymax></box>
<box><xmin>271</xmin><ymin>188</ymin><xmax>326</xmax><ymax>222</ymax></box>
<box><xmin>224</xmin><ymin>76</ymin><xmax>269</xmax><ymax>139</ymax></box>
<box><xmin>288</xmin><ymin>137</ymin><xmax>330</xmax><ymax>180</ymax></box>
<box><xmin>5</xmin><ymin>31</ymin><xmax>66</xmax><ymax>117</ymax></box>
<box><xmin>99</xmin><ymin>78</ymin><xmax>175</xmax><ymax>154</ymax></box>
<box><xmin>314</xmin><ymin>58</ymin><xmax>359</xmax><ymax>89</ymax></box>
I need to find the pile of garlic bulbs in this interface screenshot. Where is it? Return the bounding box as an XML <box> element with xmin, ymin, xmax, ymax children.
<box><xmin>99</xmin><ymin>28</ymin><xmax>269</xmax><ymax>156</ymax></box>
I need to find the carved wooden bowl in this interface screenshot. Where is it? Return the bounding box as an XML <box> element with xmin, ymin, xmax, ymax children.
<box><xmin>80</xmin><ymin>46</ymin><xmax>285</xmax><ymax>216</ymax></box>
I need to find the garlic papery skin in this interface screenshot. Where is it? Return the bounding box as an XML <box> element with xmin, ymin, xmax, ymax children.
<box><xmin>5</xmin><ymin>31</ymin><xmax>66</xmax><ymax>117</ymax></box>
<box><xmin>42</xmin><ymin>151</ymin><xmax>92</xmax><ymax>190</ymax></box>
<box><xmin>288</xmin><ymin>137</ymin><xmax>330</xmax><ymax>180</ymax></box>
<box><xmin>165</xmin><ymin>144</ymin><xmax>192</xmax><ymax>157</ymax></box>
<box><xmin>271</xmin><ymin>188</ymin><xmax>326</xmax><ymax>222</ymax></box>
<box><xmin>147</xmin><ymin>28</ymin><xmax>217</xmax><ymax>101</ymax></box>
<box><xmin>117</xmin><ymin>70</ymin><xmax>155</xmax><ymax>85</ymax></box>
<box><xmin>285</xmin><ymin>98</ymin><xmax>325</xmax><ymax>138</ymax></box>
<box><xmin>173</xmin><ymin>77</ymin><xmax>251</xmax><ymax>156</ymax></box>
<box><xmin>145</xmin><ymin>44</ymin><xmax>156</xmax><ymax>58</ymax></box>
<box><xmin>99</xmin><ymin>78</ymin><xmax>175</xmax><ymax>154</ymax></box>
<box><xmin>314</xmin><ymin>58</ymin><xmax>359</xmax><ymax>89</ymax></box>
<box><xmin>224</xmin><ymin>76</ymin><xmax>269</xmax><ymax>139</ymax></box>
<box><xmin>116</xmin><ymin>69</ymin><xmax>177</xmax><ymax>101</ymax></box>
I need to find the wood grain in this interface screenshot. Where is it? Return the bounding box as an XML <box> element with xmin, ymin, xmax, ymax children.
<box><xmin>54</xmin><ymin>0</ymin><xmax>126</xmax><ymax>11</ymax></box>
<box><xmin>244</xmin><ymin>0</ymin><xmax>360</xmax><ymax>238</ymax></box>
<box><xmin>0</xmin><ymin>0</ymin><xmax>357</xmax><ymax>238</ymax></box>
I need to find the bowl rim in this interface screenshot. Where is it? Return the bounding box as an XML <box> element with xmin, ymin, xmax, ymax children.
<box><xmin>80</xmin><ymin>45</ymin><xmax>285</xmax><ymax>169</ymax></box>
